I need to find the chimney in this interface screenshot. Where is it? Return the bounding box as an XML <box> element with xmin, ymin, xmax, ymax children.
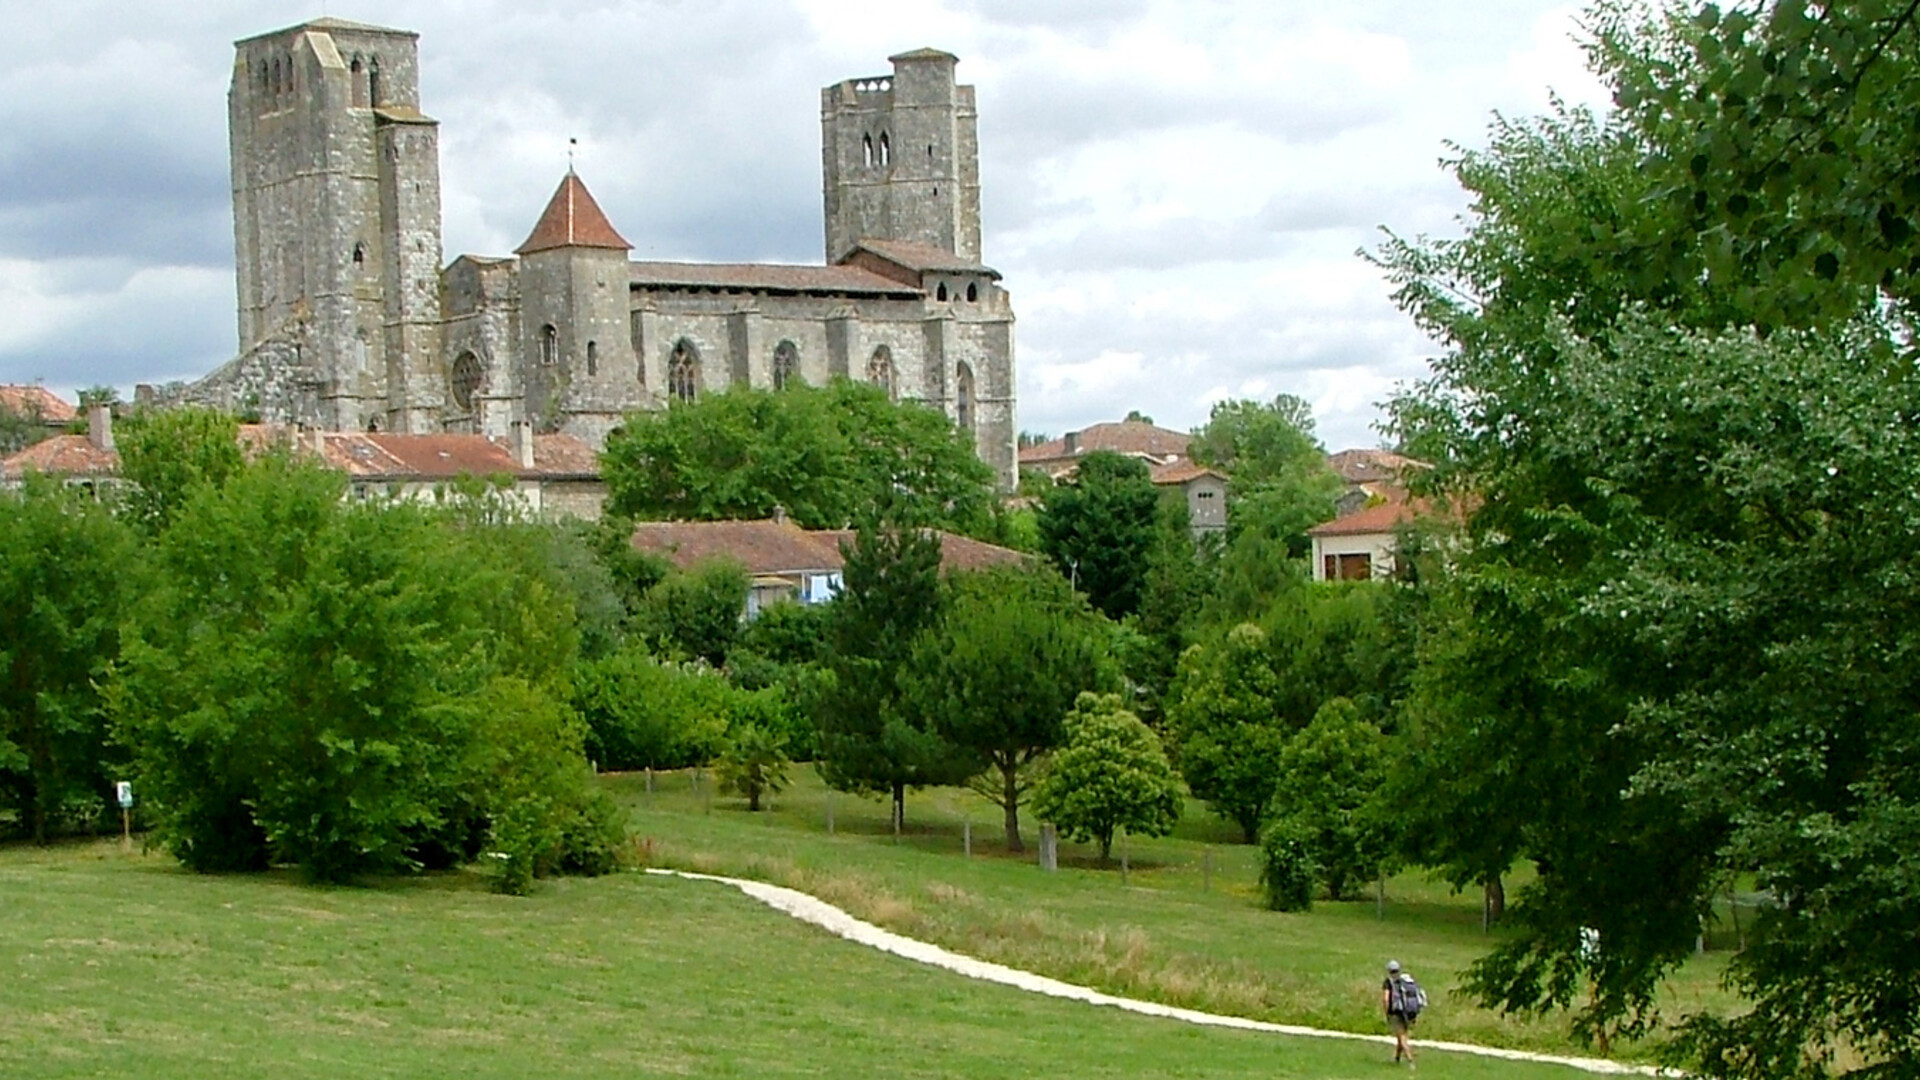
<box><xmin>86</xmin><ymin>403</ymin><xmax>114</xmax><ymax>452</ymax></box>
<box><xmin>1063</xmin><ymin>430</ymin><xmax>1079</xmax><ymax>455</ymax></box>
<box><xmin>511</xmin><ymin>420</ymin><xmax>535</xmax><ymax>470</ymax></box>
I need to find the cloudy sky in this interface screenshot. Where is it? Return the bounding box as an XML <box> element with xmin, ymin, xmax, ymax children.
<box><xmin>0</xmin><ymin>0</ymin><xmax>1611</xmax><ymax>451</ymax></box>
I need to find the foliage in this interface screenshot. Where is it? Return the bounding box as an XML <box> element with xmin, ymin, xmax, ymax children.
<box><xmin>1374</xmin><ymin>8</ymin><xmax>1920</xmax><ymax>1067</ymax></box>
<box><xmin>633</xmin><ymin>558</ymin><xmax>748</xmax><ymax>665</ymax></box>
<box><xmin>1591</xmin><ymin>0</ymin><xmax>1920</xmax><ymax>330</ymax></box>
<box><xmin>1259</xmin><ymin>817</ymin><xmax>1320</xmax><ymax>912</ymax></box>
<box><xmin>1189</xmin><ymin>394</ymin><xmax>1343</xmax><ymax>558</ymax></box>
<box><xmin>112</xmin><ymin>453</ymin><xmax>604</xmax><ymax>883</ymax></box>
<box><xmin>1036</xmin><ymin>450</ymin><xmax>1160</xmax><ymax>619</ymax></box>
<box><xmin>114</xmin><ymin>407</ymin><xmax>245</xmax><ymax>533</ymax></box>
<box><xmin>601</xmin><ymin>379</ymin><xmax>995</xmax><ymax>533</ymax></box>
<box><xmin>1129</xmin><ymin>495</ymin><xmax>1217</xmax><ymax>723</ymax></box>
<box><xmin>1031</xmin><ymin>692</ymin><xmax>1182</xmax><ymax>863</ymax></box>
<box><xmin>814</xmin><ymin>524</ymin><xmax>970</xmax><ymax>827</ymax></box>
<box><xmin>469</xmin><ymin>678</ymin><xmax>626</xmax><ymax>895</ymax></box>
<box><xmin>571</xmin><ymin>647</ymin><xmax>732</xmax><ymax>772</ymax></box>
<box><xmin>714</xmin><ymin>721</ymin><xmax>791</xmax><ymax>812</ymax></box>
<box><xmin>1164</xmin><ymin>623</ymin><xmax>1287</xmax><ymax>842</ymax></box>
<box><xmin>0</xmin><ymin>477</ymin><xmax>146</xmax><ymax>842</ymax></box>
<box><xmin>903</xmin><ymin>565</ymin><xmax>1118</xmax><ymax>851</ymax></box>
<box><xmin>1267</xmin><ymin>697</ymin><xmax>1391</xmax><ymax>902</ymax></box>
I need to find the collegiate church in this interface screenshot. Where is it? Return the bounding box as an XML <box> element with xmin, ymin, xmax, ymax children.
<box><xmin>160</xmin><ymin>17</ymin><xmax>1017</xmax><ymax>486</ymax></box>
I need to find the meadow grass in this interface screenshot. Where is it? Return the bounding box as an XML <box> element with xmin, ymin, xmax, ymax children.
<box><xmin>612</xmin><ymin>766</ymin><xmax>1743</xmax><ymax>1063</ymax></box>
<box><xmin>3</xmin><ymin>837</ymin><xmax>1608</xmax><ymax>1080</ymax></box>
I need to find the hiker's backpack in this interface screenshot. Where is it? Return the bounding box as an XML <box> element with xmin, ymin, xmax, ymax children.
<box><xmin>1392</xmin><ymin>973</ymin><xmax>1428</xmax><ymax>1018</ymax></box>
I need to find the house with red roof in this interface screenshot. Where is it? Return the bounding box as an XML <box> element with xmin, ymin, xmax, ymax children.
<box><xmin>628</xmin><ymin>514</ymin><xmax>1030</xmax><ymax>617</ymax></box>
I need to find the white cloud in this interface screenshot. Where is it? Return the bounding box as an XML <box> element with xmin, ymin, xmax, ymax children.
<box><xmin>0</xmin><ymin>0</ymin><xmax>1603</xmax><ymax>451</ymax></box>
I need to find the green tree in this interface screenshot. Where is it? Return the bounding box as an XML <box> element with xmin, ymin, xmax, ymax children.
<box><xmin>904</xmin><ymin>565</ymin><xmax>1117</xmax><ymax>852</ymax></box>
<box><xmin>1372</xmin><ymin>7</ymin><xmax>1920</xmax><ymax>1067</ymax></box>
<box><xmin>601</xmin><ymin>380</ymin><xmax>995</xmax><ymax>533</ymax></box>
<box><xmin>1188</xmin><ymin>394</ymin><xmax>1342</xmax><ymax>558</ymax></box>
<box><xmin>1266</xmin><ymin>697</ymin><xmax>1390</xmax><ymax>902</ymax></box>
<box><xmin>635</xmin><ymin>558</ymin><xmax>749</xmax><ymax>665</ymax></box>
<box><xmin>0</xmin><ymin>396</ymin><xmax>54</xmax><ymax>456</ymax></box>
<box><xmin>1164</xmin><ymin>623</ymin><xmax>1286</xmax><ymax>842</ymax></box>
<box><xmin>114</xmin><ymin>407</ymin><xmax>244</xmax><ymax>533</ymax></box>
<box><xmin>1032</xmin><ymin>692</ymin><xmax>1182</xmax><ymax>864</ymax></box>
<box><xmin>113</xmin><ymin>453</ymin><xmax>601</xmax><ymax>882</ymax></box>
<box><xmin>814</xmin><ymin>523</ymin><xmax>970</xmax><ymax>830</ymax></box>
<box><xmin>0</xmin><ymin>477</ymin><xmax>145</xmax><ymax>842</ymax></box>
<box><xmin>1037</xmin><ymin>450</ymin><xmax>1160</xmax><ymax>619</ymax></box>
<box><xmin>715</xmin><ymin>721</ymin><xmax>791</xmax><ymax>812</ymax></box>
<box><xmin>571</xmin><ymin>648</ymin><xmax>731</xmax><ymax>772</ymax></box>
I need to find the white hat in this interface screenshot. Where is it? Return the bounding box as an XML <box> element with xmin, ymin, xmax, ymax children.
<box><xmin>1387</xmin><ymin>960</ymin><xmax>1401</xmax><ymax>973</ymax></box>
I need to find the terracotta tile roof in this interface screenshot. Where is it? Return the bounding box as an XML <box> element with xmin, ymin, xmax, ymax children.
<box><xmin>633</xmin><ymin>519</ymin><xmax>1030</xmax><ymax>578</ymax></box>
<box><xmin>851</xmin><ymin>238</ymin><xmax>997</xmax><ymax>278</ymax></box>
<box><xmin>1150</xmin><ymin>461</ymin><xmax>1226</xmax><ymax>486</ymax></box>
<box><xmin>1020</xmin><ymin>421</ymin><xmax>1194</xmax><ymax>466</ymax></box>
<box><xmin>516</xmin><ymin>172</ymin><xmax>631</xmax><ymax>255</ymax></box>
<box><xmin>315</xmin><ymin>431</ymin><xmax>602</xmax><ymax>481</ymax></box>
<box><xmin>1309</xmin><ymin>487</ymin><xmax>1426</xmax><ymax>537</ymax></box>
<box><xmin>0</xmin><ymin>385</ymin><xmax>77</xmax><ymax>424</ymax></box>
<box><xmin>1327</xmin><ymin>448</ymin><xmax>1427</xmax><ymax>484</ymax></box>
<box><xmin>632</xmin><ymin>519</ymin><xmax>844</xmax><ymax>576</ymax></box>
<box><xmin>1</xmin><ymin>435</ymin><xmax>118</xmax><ymax>481</ymax></box>
<box><xmin>629</xmin><ymin>260</ymin><xmax>920</xmax><ymax>298</ymax></box>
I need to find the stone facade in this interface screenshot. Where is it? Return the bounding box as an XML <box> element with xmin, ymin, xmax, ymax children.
<box><xmin>170</xmin><ymin>18</ymin><xmax>1017</xmax><ymax>488</ymax></box>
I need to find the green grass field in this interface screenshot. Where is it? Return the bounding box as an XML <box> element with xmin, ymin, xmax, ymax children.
<box><xmin>612</xmin><ymin>766</ymin><xmax>1740</xmax><ymax>1061</ymax></box>
<box><xmin>0</xmin><ymin>768</ymin><xmax>1738</xmax><ymax>1078</ymax></box>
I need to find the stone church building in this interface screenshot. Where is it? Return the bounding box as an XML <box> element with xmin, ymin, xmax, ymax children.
<box><xmin>164</xmin><ymin>17</ymin><xmax>1016</xmax><ymax>485</ymax></box>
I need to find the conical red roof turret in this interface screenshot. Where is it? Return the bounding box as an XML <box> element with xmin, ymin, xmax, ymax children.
<box><xmin>515</xmin><ymin>171</ymin><xmax>631</xmax><ymax>255</ymax></box>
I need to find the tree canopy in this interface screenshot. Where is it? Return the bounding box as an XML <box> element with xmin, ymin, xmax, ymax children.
<box><xmin>1037</xmin><ymin>450</ymin><xmax>1160</xmax><ymax>620</ymax></box>
<box><xmin>1373</xmin><ymin>3</ymin><xmax>1920</xmax><ymax>1071</ymax></box>
<box><xmin>1032</xmin><ymin>692</ymin><xmax>1182</xmax><ymax>864</ymax></box>
<box><xmin>601</xmin><ymin>380</ymin><xmax>995</xmax><ymax>533</ymax></box>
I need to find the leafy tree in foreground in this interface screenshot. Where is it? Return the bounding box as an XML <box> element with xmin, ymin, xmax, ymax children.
<box><xmin>0</xmin><ymin>477</ymin><xmax>146</xmax><ymax>842</ymax></box>
<box><xmin>572</xmin><ymin>648</ymin><xmax>731</xmax><ymax>772</ymax></box>
<box><xmin>1032</xmin><ymin>692</ymin><xmax>1181</xmax><ymax>864</ymax></box>
<box><xmin>114</xmin><ymin>453</ymin><xmax>609</xmax><ymax>883</ymax></box>
<box><xmin>905</xmin><ymin>565</ymin><xmax>1116</xmax><ymax>852</ymax></box>
<box><xmin>1037</xmin><ymin>450</ymin><xmax>1160</xmax><ymax>619</ymax></box>
<box><xmin>1373</xmin><ymin>4</ymin><xmax>1920</xmax><ymax>1067</ymax></box>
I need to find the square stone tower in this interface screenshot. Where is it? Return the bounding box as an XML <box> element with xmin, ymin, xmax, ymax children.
<box><xmin>820</xmin><ymin>49</ymin><xmax>982</xmax><ymax>264</ymax></box>
<box><xmin>229</xmin><ymin>18</ymin><xmax>443</xmax><ymax>433</ymax></box>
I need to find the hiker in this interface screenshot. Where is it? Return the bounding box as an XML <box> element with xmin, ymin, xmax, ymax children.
<box><xmin>1382</xmin><ymin>959</ymin><xmax>1425</xmax><ymax>1066</ymax></box>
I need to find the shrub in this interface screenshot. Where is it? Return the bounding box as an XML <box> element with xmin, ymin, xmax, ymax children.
<box><xmin>1260</xmin><ymin>817</ymin><xmax>1319</xmax><ymax>912</ymax></box>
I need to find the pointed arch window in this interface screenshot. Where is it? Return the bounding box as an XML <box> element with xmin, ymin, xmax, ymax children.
<box><xmin>350</xmin><ymin>57</ymin><xmax>367</xmax><ymax>107</ymax></box>
<box><xmin>670</xmin><ymin>339</ymin><xmax>701</xmax><ymax>403</ymax></box>
<box><xmin>586</xmin><ymin>340</ymin><xmax>599</xmax><ymax>377</ymax></box>
<box><xmin>966</xmin><ymin>281</ymin><xmax>978</xmax><ymax>302</ymax></box>
<box><xmin>878</xmin><ymin>132</ymin><xmax>891</xmax><ymax>168</ymax></box>
<box><xmin>867</xmin><ymin>345</ymin><xmax>896</xmax><ymax>402</ymax></box>
<box><xmin>862</xmin><ymin>134</ymin><xmax>874</xmax><ymax>168</ymax></box>
<box><xmin>955</xmin><ymin>362</ymin><xmax>976</xmax><ymax>431</ymax></box>
<box><xmin>772</xmin><ymin>340</ymin><xmax>800</xmax><ymax>391</ymax></box>
<box><xmin>540</xmin><ymin>324</ymin><xmax>558</xmax><ymax>366</ymax></box>
<box><xmin>451</xmin><ymin>351</ymin><xmax>483</xmax><ymax>412</ymax></box>
<box><xmin>368</xmin><ymin>56</ymin><xmax>382</xmax><ymax>107</ymax></box>
<box><xmin>936</xmin><ymin>282</ymin><xmax>948</xmax><ymax>302</ymax></box>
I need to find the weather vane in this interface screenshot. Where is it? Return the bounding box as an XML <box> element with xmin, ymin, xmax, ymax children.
<box><xmin>568</xmin><ymin>137</ymin><xmax>578</xmax><ymax>172</ymax></box>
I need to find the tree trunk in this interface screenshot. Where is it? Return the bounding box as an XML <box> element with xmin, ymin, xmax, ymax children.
<box><xmin>1001</xmin><ymin>761</ymin><xmax>1024</xmax><ymax>852</ymax></box>
<box><xmin>891</xmin><ymin>780</ymin><xmax>905</xmax><ymax>836</ymax></box>
<box><xmin>748</xmin><ymin>784</ymin><xmax>762</xmax><ymax>812</ymax></box>
<box><xmin>1098</xmin><ymin>830</ymin><xmax>1113</xmax><ymax>866</ymax></box>
<box><xmin>1484</xmin><ymin>875</ymin><xmax>1506</xmax><ymax>924</ymax></box>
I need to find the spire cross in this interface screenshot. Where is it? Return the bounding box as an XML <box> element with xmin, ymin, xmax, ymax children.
<box><xmin>568</xmin><ymin>137</ymin><xmax>578</xmax><ymax>173</ymax></box>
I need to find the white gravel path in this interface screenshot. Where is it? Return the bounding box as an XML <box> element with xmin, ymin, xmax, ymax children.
<box><xmin>646</xmin><ymin>867</ymin><xmax>1674</xmax><ymax>1076</ymax></box>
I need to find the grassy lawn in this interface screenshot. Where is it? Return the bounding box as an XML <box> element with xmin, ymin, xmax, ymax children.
<box><xmin>5</xmin><ymin>839</ymin><xmax>1604</xmax><ymax>1080</ymax></box>
<box><xmin>613</xmin><ymin>766</ymin><xmax>1742</xmax><ymax>1063</ymax></box>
